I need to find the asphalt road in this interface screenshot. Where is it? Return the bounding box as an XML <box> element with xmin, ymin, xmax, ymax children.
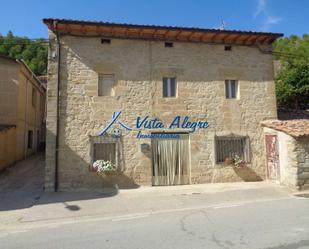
<box><xmin>1</xmin><ymin>195</ymin><xmax>309</xmax><ymax>249</ymax></box>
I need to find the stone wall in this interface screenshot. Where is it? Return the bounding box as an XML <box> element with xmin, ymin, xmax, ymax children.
<box><xmin>264</xmin><ymin>127</ymin><xmax>309</xmax><ymax>190</ymax></box>
<box><xmin>45</xmin><ymin>34</ymin><xmax>277</xmax><ymax>191</ymax></box>
<box><xmin>294</xmin><ymin>137</ymin><xmax>309</xmax><ymax>190</ymax></box>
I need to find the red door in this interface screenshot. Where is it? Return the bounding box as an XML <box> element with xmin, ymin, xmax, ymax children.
<box><xmin>265</xmin><ymin>134</ymin><xmax>280</xmax><ymax>182</ymax></box>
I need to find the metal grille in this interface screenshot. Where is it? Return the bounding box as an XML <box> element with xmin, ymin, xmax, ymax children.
<box><xmin>215</xmin><ymin>136</ymin><xmax>250</xmax><ymax>163</ymax></box>
<box><xmin>93</xmin><ymin>143</ymin><xmax>116</xmax><ymax>164</ymax></box>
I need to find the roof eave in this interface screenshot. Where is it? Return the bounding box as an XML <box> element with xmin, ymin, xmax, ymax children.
<box><xmin>43</xmin><ymin>18</ymin><xmax>283</xmax><ymax>45</ymax></box>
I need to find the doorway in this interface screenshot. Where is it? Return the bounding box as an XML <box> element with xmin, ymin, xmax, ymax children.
<box><xmin>151</xmin><ymin>133</ymin><xmax>190</xmax><ymax>186</ymax></box>
<box><xmin>265</xmin><ymin>134</ymin><xmax>280</xmax><ymax>182</ymax></box>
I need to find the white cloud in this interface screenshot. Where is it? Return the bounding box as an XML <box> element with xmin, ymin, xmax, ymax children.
<box><xmin>254</xmin><ymin>0</ymin><xmax>282</xmax><ymax>31</ymax></box>
<box><xmin>266</xmin><ymin>16</ymin><xmax>282</xmax><ymax>25</ymax></box>
<box><xmin>254</xmin><ymin>0</ymin><xmax>267</xmax><ymax>18</ymax></box>
<box><xmin>262</xmin><ymin>15</ymin><xmax>282</xmax><ymax>31</ymax></box>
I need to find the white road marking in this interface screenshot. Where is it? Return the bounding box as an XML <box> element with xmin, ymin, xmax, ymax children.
<box><xmin>213</xmin><ymin>204</ymin><xmax>240</xmax><ymax>209</ymax></box>
<box><xmin>112</xmin><ymin>214</ymin><xmax>150</xmax><ymax>221</ymax></box>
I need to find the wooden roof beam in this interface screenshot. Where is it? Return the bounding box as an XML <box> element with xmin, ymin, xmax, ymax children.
<box><xmin>221</xmin><ymin>33</ymin><xmax>230</xmax><ymax>43</ymax></box>
<box><xmin>81</xmin><ymin>25</ymin><xmax>87</xmax><ymax>34</ymax></box>
<box><xmin>249</xmin><ymin>35</ymin><xmax>260</xmax><ymax>45</ymax></box>
<box><xmin>188</xmin><ymin>31</ymin><xmax>196</xmax><ymax>41</ymax></box>
<box><xmin>151</xmin><ymin>29</ymin><xmax>158</xmax><ymax>39</ymax></box>
<box><xmin>242</xmin><ymin>35</ymin><xmax>253</xmax><ymax>44</ymax></box>
<box><xmin>267</xmin><ymin>37</ymin><xmax>276</xmax><ymax>44</ymax></box>
<box><xmin>230</xmin><ymin>34</ymin><xmax>242</xmax><ymax>44</ymax></box>
<box><xmin>259</xmin><ymin>36</ymin><xmax>269</xmax><ymax>44</ymax></box>
<box><xmin>211</xmin><ymin>32</ymin><xmax>219</xmax><ymax>42</ymax></box>
<box><xmin>162</xmin><ymin>29</ymin><xmax>170</xmax><ymax>40</ymax></box>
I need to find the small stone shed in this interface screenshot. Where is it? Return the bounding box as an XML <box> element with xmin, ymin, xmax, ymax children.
<box><xmin>262</xmin><ymin>119</ymin><xmax>309</xmax><ymax>190</ymax></box>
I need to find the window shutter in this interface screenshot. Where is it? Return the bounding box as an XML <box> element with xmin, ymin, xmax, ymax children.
<box><xmin>225</xmin><ymin>80</ymin><xmax>229</xmax><ymax>98</ymax></box>
<box><xmin>163</xmin><ymin>78</ymin><xmax>168</xmax><ymax>97</ymax></box>
<box><xmin>170</xmin><ymin>78</ymin><xmax>176</xmax><ymax>97</ymax></box>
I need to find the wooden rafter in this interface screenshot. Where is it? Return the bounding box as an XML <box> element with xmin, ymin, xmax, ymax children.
<box><xmin>174</xmin><ymin>30</ymin><xmax>182</xmax><ymax>39</ymax></box>
<box><xmin>242</xmin><ymin>35</ymin><xmax>253</xmax><ymax>44</ymax></box>
<box><xmin>188</xmin><ymin>32</ymin><xmax>195</xmax><ymax>41</ymax></box>
<box><xmin>221</xmin><ymin>33</ymin><xmax>230</xmax><ymax>43</ymax></box>
<box><xmin>249</xmin><ymin>35</ymin><xmax>260</xmax><ymax>45</ymax></box>
<box><xmin>230</xmin><ymin>34</ymin><xmax>241</xmax><ymax>43</ymax></box>
<box><xmin>259</xmin><ymin>36</ymin><xmax>269</xmax><ymax>44</ymax></box>
<box><xmin>211</xmin><ymin>32</ymin><xmax>220</xmax><ymax>42</ymax></box>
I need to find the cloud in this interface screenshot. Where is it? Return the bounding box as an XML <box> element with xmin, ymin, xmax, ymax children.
<box><xmin>254</xmin><ymin>0</ymin><xmax>282</xmax><ymax>31</ymax></box>
<box><xmin>254</xmin><ymin>0</ymin><xmax>267</xmax><ymax>18</ymax></box>
<box><xmin>262</xmin><ymin>15</ymin><xmax>282</xmax><ymax>31</ymax></box>
<box><xmin>265</xmin><ymin>16</ymin><xmax>282</xmax><ymax>25</ymax></box>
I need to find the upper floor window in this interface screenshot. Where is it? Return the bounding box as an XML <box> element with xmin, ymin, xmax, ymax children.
<box><xmin>163</xmin><ymin>77</ymin><xmax>177</xmax><ymax>97</ymax></box>
<box><xmin>225</xmin><ymin>80</ymin><xmax>238</xmax><ymax>99</ymax></box>
<box><xmin>98</xmin><ymin>74</ymin><xmax>114</xmax><ymax>96</ymax></box>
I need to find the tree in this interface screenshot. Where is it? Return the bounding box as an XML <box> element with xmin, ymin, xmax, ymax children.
<box><xmin>274</xmin><ymin>35</ymin><xmax>309</xmax><ymax>109</ymax></box>
<box><xmin>0</xmin><ymin>31</ymin><xmax>47</xmax><ymax>75</ymax></box>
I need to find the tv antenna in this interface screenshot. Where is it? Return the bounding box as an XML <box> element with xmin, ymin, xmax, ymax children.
<box><xmin>219</xmin><ymin>19</ymin><xmax>226</xmax><ymax>30</ymax></box>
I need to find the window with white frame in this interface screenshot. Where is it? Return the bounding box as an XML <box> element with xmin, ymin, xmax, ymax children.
<box><xmin>215</xmin><ymin>135</ymin><xmax>250</xmax><ymax>164</ymax></box>
<box><xmin>163</xmin><ymin>77</ymin><xmax>177</xmax><ymax>97</ymax></box>
<box><xmin>98</xmin><ymin>74</ymin><xmax>114</xmax><ymax>96</ymax></box>
<box><xmin>225</xmin><ymin>80</ymin><xmax>238</xmax><ymax>99</ymax></box>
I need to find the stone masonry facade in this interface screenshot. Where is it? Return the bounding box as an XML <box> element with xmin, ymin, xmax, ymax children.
<box><xmin>45</xmin><ymin>21</ymin><xmax>279</xmax><ymax>191</ymax></box>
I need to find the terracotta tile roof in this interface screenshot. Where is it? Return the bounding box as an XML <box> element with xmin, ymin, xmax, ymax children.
<box><xmin>261</xmin><ymin>119</ymin><xmax>309</xmax><ymax>137</ymax></box>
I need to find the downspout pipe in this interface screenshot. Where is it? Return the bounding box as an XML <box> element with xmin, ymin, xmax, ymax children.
<box><xmin>54</xmin><ymin>21</ymin><xmax>60</xmax><ymax>192</ymax></box>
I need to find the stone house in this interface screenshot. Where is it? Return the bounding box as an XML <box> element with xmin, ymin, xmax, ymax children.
<box><xmin>262</xmin><ymin>119</ymin><xmax>309</xmax><ymax>190</ymax></box>
<box><xmin>0</xmin><ymin>55</ymin><xmax>46</xmax><ymax>170</ymax></box>
<box><xmin>43</xmin><ymin>18</ymin><xmax>283</xmax><ymax>191</ymax></box>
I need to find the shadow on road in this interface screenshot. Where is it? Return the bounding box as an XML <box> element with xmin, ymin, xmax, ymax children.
<box><xmin>0</xmin><ymin>154</ymin><xmax>125</xmax><ymax>211</ymax></box>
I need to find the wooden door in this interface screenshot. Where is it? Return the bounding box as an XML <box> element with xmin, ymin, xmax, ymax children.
<box><xmin>265</xmin><ymin>134</ymin><xmax>280</xmax><ymax>182</ymax></box>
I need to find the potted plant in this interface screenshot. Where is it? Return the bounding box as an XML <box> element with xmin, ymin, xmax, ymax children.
<box><xmin>224</xmin><ymin>157</ymin><xmax>233</xmax><ymax>166</ymax></box>
<box><xmin>233</xmin><ymin>155</ymin><xmax>246</xmax><ymax>168</ymax></box>
<box><xmin>92</xmin><ymin>160</ymin><xmax>117</xmax><ymax>176</ymax></box>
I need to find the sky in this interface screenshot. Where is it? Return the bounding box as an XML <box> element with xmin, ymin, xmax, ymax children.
<box><xmin>0</xmin><ymin>0</ymin><xmax>308</xmax><ymax>38</ymax></box>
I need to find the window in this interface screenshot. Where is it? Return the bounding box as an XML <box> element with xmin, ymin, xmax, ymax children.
<box><xmin>163</xmin><ymin>77</ymin><xmax>177</xmax><ymax>97</ymax></box>
<box><xmin>28</xmin><ymin>130</ymin><xmax>33</xmax><ymax>149</ymax></box>
<box><xmin>101</xmin><ymin>38</ymin><xmax>111</xmax><ymax>44</ymax></box>
<box><xmin>225</xmin><ymin>80</ymin><xmax>238</xmax><ymax>99</ymax></box>
<box><xmin>98</xmin><ymin>74</ymin><xmax>114</xmax><ymax>96</ymax></box>
<box><xmin>215</xmin><ymin>136</ymin><xmax>250</xmax><ymax>164</ymax></box>
<box><xmin>93</xmin><ymin>142</ymin><xmax>116</xmax><ymax>163</ymax></box>
<box><xmin>91</xmin><ymin>136</ymin><xmax>117</xmax><ymax>165</ymax></box>
<box><xmin>165</xmin><ymin>42</ymin><xmax>174</xmax><ymax>47</ymax></box>
<box><xmin>32</xmin><ymin>87</ymin><xmax>36</xmax><ymax>107</ymax></box>
<box><xmin>224</xmin><ymin>45</ymin><xmax>232</xmax><ymax>51</ymax></box>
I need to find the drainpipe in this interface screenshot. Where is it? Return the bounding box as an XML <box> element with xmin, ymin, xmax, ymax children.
<box><xmin>54</xmin><ymin>21</ymin><xmax>61</xmax><ymax>192</ymax></box>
